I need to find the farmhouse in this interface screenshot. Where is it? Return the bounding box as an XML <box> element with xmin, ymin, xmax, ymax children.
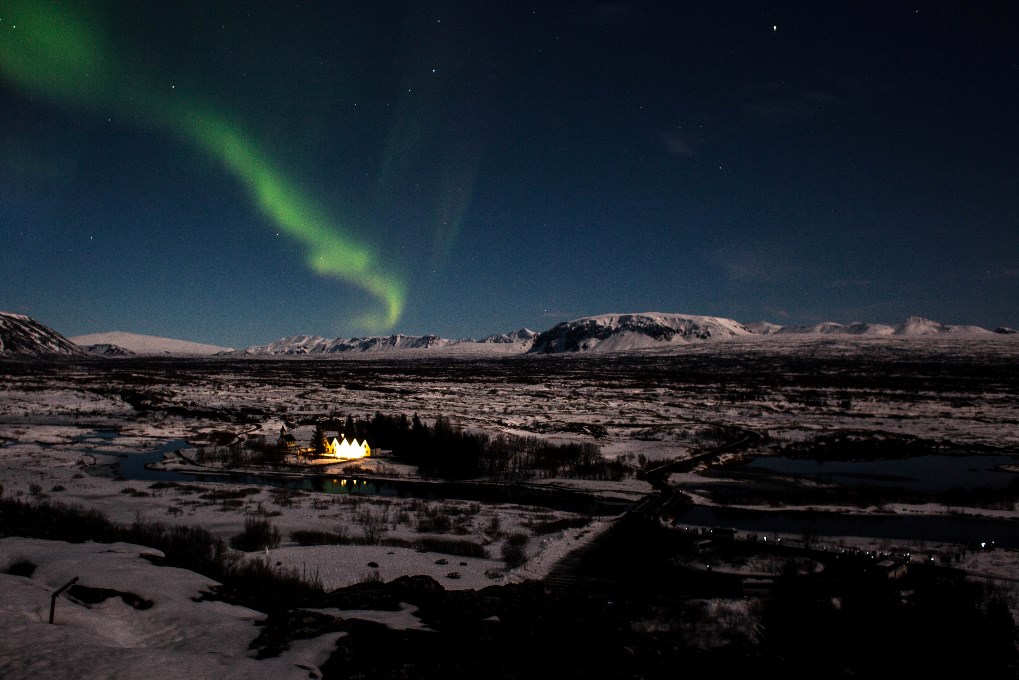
<box><xmin>277</xmin><ymin>426</ymin><xmax>298</xmax><ymax>450</ymax></box>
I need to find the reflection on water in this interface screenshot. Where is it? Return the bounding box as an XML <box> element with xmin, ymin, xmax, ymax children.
<box><xmin>308</xmin><ymin>477</ymin><xmax>386</xmax><ymax>496</ymax></box>
<box><xmin>676</xmin><ymin>505</ymin><xmax>1018</xmax><ymax>549</ymax></box>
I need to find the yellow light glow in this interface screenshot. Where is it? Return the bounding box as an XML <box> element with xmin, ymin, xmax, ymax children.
<box><xmin>327</xmin><ymin>436</ymin><xmax>370</xmax><ymax>459</ymax></box>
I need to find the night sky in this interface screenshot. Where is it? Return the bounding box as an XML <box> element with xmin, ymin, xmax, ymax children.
<box><xmin>2</xmin><ymin>2</ymin><xmax>1017</xmax><ymax>346</ymax></box>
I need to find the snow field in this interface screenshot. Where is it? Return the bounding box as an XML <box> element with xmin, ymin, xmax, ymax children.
<box><xmin>0</xmin><ymin>538</ymin><xmax>342</xmax><ymax>680</ymax></box>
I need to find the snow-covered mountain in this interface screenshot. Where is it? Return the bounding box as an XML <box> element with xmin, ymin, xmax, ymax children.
<box><xmin>523</xmin><ymin>314</ymin><xmax>1008</xmax><ymax>354</ymax></box>
<box><xmin>891</xmin><ymin>316</ymin><xmax>992</xmax><ymax>336</ymax></box>
<box><xmin>80</xmin><ymin>343</ymin><xmax>136</xmax><ymax>357</ymax></box>
<box><xmin>744</xmin><ymin>321</ymin><xmax>783</xmax><ymax>335</ymax></box>
<box><xmin>70</xmin><ymin>331</ymin><xmax>232</xmax><ymax>356</ymax></box>
<box><xmin>758</xmin><ymin>317</ymin><xmax>995</xmax><ymax>337</ymax></box>
<box><xmin>233</xmin><ymin>334</ymin><xmax>452</xmax><ymax>356</ymax></box>
<box><xmin>528</xmin><ymin>313</ymin><xmax>753</xmax><ymax>353</ymax></box>
<box><xmin>0</xmin><ymin>312</ymin><xmax>86</xmax><ymax>358</ymax></box>
<box><xmin>774</xmin><ymin>321</ymin><xmax>895</xmax><ymax>336</ymax></box>
<box><xmin>479</xmin><ymin>328</ymin><xmax>537</xmax><ymax>345</ymax></box>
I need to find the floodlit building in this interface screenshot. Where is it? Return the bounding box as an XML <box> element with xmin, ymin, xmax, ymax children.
<box><xmin>326</xmin><ymin>435</ymin><xmax>371</xmax><ymax>459</ymax></box>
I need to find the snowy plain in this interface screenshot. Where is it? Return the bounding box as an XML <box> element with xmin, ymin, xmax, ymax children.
<box><xmin>2</xmin><ymin>333</ymin><xmax>1018</xmax><ymax>675</ymax></box>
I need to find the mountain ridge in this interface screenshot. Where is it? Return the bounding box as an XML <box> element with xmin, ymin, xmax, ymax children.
<box><xmin>201</xmin><ymin>313</ymin><xmax>1019</xmax><ymax>356</ymax></box>
<box><xmin>0</xmin><ymin>312</ymin><xmax>87</xmax><ymax>357</ymax></box>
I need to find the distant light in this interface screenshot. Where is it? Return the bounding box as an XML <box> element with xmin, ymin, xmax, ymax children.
<box><xmin>773</xmin><ymin>25</ymin><xmax>777</xmax><ymax>31</ymax></box>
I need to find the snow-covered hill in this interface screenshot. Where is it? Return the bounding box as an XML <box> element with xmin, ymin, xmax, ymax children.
<box><xmin>0</xmin><ymin>538</ymin><xmax>337</xmax><ymax>679</ymax></box>
<box><xmin>480</xmin><ymin>328</ymin><xmax>537</xmax><ymax>345</ymax></box>
<box><xmin>744</xmin><ymin>321</ymin><xmax>783</xmax><ymax>335</ymax></box>
<box><xmin>80</xmin><ymin>343</ymin><xmax>136</xmax><ymax>357</ymax></box>
<box><xmin>0</xmin><ymin>312</ymin><xmax>86</xmax><ymax>358</ymax></box>
<box><xmin>528</xmin><ymin>313</ymin><xmax>753</xmax><ymax>353</ymax></box>
<box><xmin>892</xmin><ymin>316</ymin><xmax>993</xmax><ymax>336</ymax></box>
<box><xmin>758</xmin><ymin>317</ymin><xmax>995</xmax><ymax>338</ymax></box>
<box><xmin>775</xmin><ymin>321</ymin><xmax>895</xmax><ymax>336</ymax></box>
<box><xmin>70</xmin><ymin>332</ymin><xmax>232</xmax><ymax>356</ymax></box>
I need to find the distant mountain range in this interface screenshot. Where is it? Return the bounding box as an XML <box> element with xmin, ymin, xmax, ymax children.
<box><xmin>230</xmin><ymin>328</ymin><xmax>541</xmax><ymax>356</ymax></box>
<box><xmin>752</xmin><ymin>316</ymin><xmax>996</xmax><ymax>337</ymax></box>
<box><xmin>220</xmin><ymin>313</ymin><xmax>1015</xmax><ymax>356</ymax></box>
<box><xmin>1</xmin><ymin>310</ymin><xmax>1016</xmax><ymax>359</ymax></box>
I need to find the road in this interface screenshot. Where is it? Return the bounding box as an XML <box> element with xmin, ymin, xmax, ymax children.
<box><xmin>631</xmin><ymin>426</ymin><xmax>762</xmax><ymax>520</ymax></box>
<box><xmin>545</xmin><ymin>425</ymin><xmax>761</xmax><ymax>588</ymax></box>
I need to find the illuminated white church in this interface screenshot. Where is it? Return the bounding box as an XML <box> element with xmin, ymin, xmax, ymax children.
<box><xmin>326</xmin><ymin>435</ymin><xmax>371</xmax><ymax>459</ymax></box>
<box><xmin>276</xmin><ymin>425</ymin><xmax>372</xmax><ymax>459</ymax></box>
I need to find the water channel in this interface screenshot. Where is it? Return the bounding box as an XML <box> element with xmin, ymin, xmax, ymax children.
<box><xmin>83</xmin><ymin>432</ymin><xmax>1018</xmax><ymax>548</ymax></box>
<box><xmin>83</xmin><ymin>434</ymin><xmax>632</xmax><ymax>516</ymax></box>
<box><xmin>674</xmin><ymin>505</ymin><xmax>1018</xmax><ymax>549</ymax></box>
<box><xmin>740</xmin><ymin>453</ymin><xmax>1019</xmax><ymax>491</ymax></box>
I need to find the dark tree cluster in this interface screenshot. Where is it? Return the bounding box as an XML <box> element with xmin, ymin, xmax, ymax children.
<box><xmin>330</xmin><ymin>412</ymin><xmax>625</xmax><ymax>481</ymax></box>
<box><xmin>758</xmin><ymin>565</ymin><xmax>1018</xmax><ymax>679</ymax></box>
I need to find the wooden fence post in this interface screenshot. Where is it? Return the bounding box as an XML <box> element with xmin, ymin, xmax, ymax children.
<box><xmin>49</xmin><ymin>576</ymin><xmax>79</xmax><ymax>624</ymax></box>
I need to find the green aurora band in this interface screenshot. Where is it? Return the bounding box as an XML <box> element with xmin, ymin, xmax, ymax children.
<box><xmin>0</xmin><ymin>2</ymin><xmax>406</xmax><ymax>330</ymax></box>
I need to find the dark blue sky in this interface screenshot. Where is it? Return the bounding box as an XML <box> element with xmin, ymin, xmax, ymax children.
<box><xmin>2</xmin><ymin>2</ymin><xmax>1017</xmax><ymax>346</ymax></box>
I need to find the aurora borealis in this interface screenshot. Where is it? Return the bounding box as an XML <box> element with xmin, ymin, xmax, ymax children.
<box><xmin>2</xmin><ymin>2</ymin><xmax>1017</xmax><ymax>344</ymax></box>
<box><xmin>0</xmin><ymin>0</ymin><xmax>404</xmax><ymax>330</ymax></box>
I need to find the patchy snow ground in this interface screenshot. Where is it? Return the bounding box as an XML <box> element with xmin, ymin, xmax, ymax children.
<box><xmin>0</xmin><ymin>538</ymin><xmax>341</xmax><ymax>680</ymax></box>
<box><xmin>1</xmin><ymin>339</ymin><xmax>1018</xmax><ymax>669</ymax></box>
<box><xmin>307</xmin><ymin>602</ymin><xmax>432</xmax><ymax>631</ymax></box>
<box><xmin>0</xmin><ymin>420</ymin><xmax>604</xmax><ymax>593</ymax></box>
